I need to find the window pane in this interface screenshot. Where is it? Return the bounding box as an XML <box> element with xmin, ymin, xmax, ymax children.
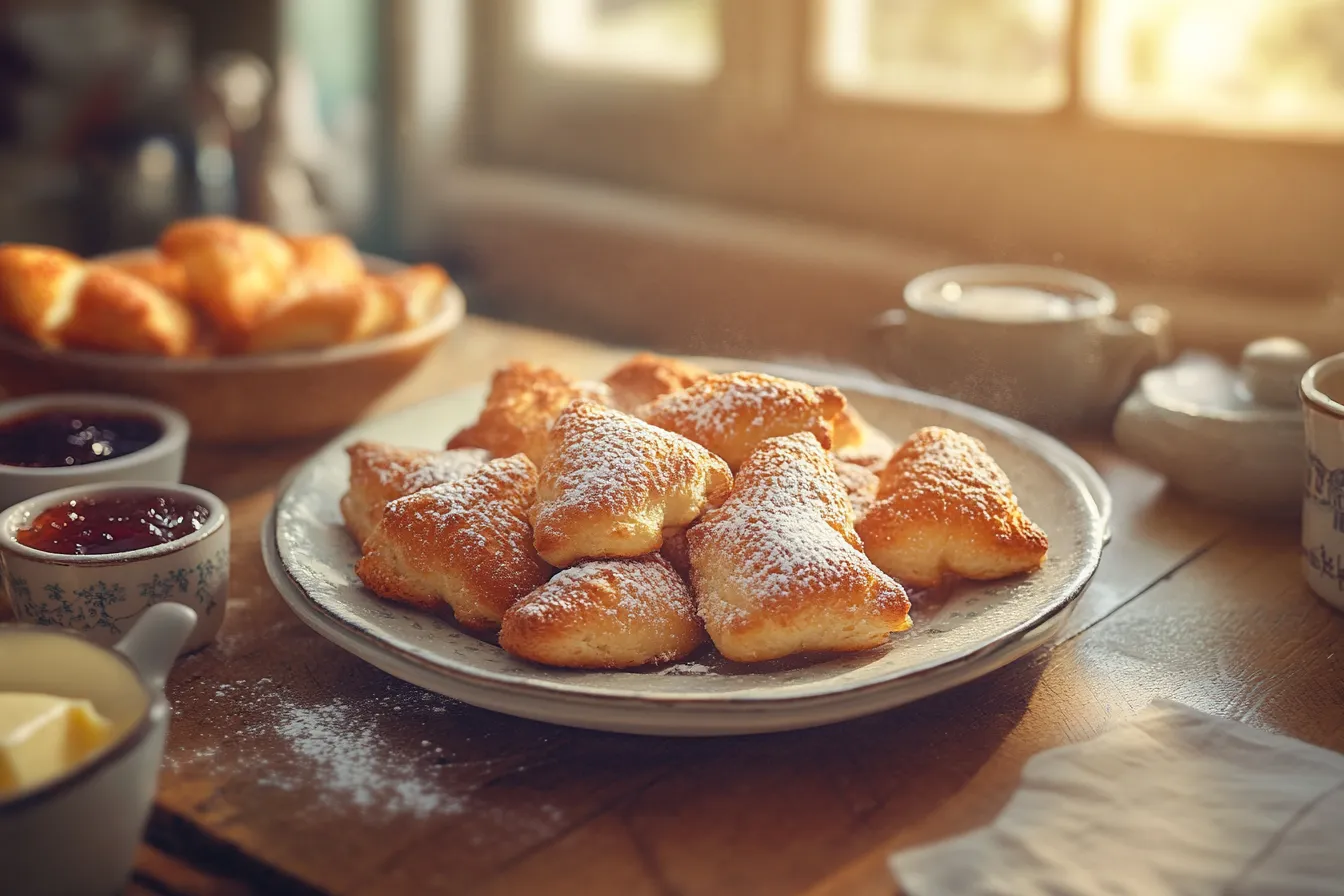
<box><xmin>1086</xmin><ymin>0</ymin><xmax>1344</xmax><ymax>137</ymax></box>
<box><xmin>523</xmin><ymin>0</ymin><xmax>719</xmax><ymax>80</ymax></box>
<box><xmin>819</xmin><ymin>0</ymin><xmax>1071</xmax><ymax>110</ymax></box>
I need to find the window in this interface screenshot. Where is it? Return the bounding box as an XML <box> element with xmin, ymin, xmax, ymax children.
<box><xmin>452</xmin><ymin>0</ymin><xmax>1344</xmax><ymax>295</ymax></box>
<box><xmin>1086</xmin><ymin>0</ymin><xmax>1344</xmax><ymax>138</ymax></box>
<box><xmin>524</xmin><ymin>0</ymin><xmax>720</xmax><ymax>80</ymax></box>
<box><xmin>820</xmin><ymin>0</ymin><xmax>1072</xmax><ymax>111</ymax></box>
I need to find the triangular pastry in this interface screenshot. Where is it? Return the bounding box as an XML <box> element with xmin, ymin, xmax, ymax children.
<box><xmin>604</xmin><ymin>352</ymin><xmax>709</xmax><ymax>413</ymax></box>
<box><xmin>856</xmin><ymin>427</ymin><xmax>1048</xmax><ymax>587</ymax></box>
<box><xmin>446</xmin><ymin>362</ymin><xmax>610</xmax><ymax>466</ymax></box>
<box><xmin>688</xmin><ymin>432</ymin><xmax>911</xmax><ymax>662</ymax></box>
<box><xmin>832</xmin><ymin>456</ymin><xmax>879</xmax><ymax>521</ymax></box>
<box><xmin>531</xmin><ymin>399</ymin><xmax>732</xmax><ymax>568</ymax></box>
<box><xmin>341</xmin><ymin>441</ymin><xmax>491</xmax><ymax>546</ymax></box>
<box><xmin>355</xmin><ymin>455</ymin><xmax>553</xmax><ymax>631</ymax></box>
<box><xmin>638</xmin><ymin>372</ymin><xmax>847</xmax><ymax>470</ymax></box>
<box><xmin>499</xmin><ymin>555</ymin><xmax>704</xmax><ymax>669</ymax></box>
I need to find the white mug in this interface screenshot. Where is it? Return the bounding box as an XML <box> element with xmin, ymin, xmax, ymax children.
<box><xmin>0</xmin><ymin>602</ymin><xmax>197</xmax><ymax>896</ymax></box>
<box><xmin>1300</xmin><ymin>353</ymin><xmax>1344</xmax><ymax>611</ymax></box>
<box><xmin>873</xmin><ymin>265</ymin><xmax>1172</xmax><ymax>431</ymax></box>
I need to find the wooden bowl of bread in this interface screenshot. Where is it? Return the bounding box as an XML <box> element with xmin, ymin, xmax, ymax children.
<box><xmin>0</xmin><ymin>217</ymin><xmax>464</xmax><ymax>443</ymax></box>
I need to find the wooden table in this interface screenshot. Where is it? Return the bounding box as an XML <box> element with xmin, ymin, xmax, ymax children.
<box><xmin>67</xmin><ymin>317</ymin><xmax>1343</xmax><ymax>895</ymax></box>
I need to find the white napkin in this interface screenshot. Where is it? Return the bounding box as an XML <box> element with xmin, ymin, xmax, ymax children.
<box><xmin>891</xmin><ymin>701</ymin><xmax>1344</xmax><ymax>896</ymax></box>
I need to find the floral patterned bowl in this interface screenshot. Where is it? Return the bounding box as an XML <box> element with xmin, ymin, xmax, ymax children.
<box><xmin>0</xmin><ymin>482</ymin><xmax>228</xmax><ymax>653</ymax></box>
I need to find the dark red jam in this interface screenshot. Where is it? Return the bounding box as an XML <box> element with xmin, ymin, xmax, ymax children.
<box><xmin>17</xmin><ymin>493</ymin><xmax>209</xmax><ymax>556</ymax></box>
<box><xmin>0</xmin><ymin>411</ymin><xmax>162</xmax><ymax>468</ymax></box>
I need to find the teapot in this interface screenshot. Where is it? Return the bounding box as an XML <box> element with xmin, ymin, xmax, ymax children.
<box><xmin>872</xmin><ymin>265</ymin><xmax>1172</xmax><ymax>431</ymax></box>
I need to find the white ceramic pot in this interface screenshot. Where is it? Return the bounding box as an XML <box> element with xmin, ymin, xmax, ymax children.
<box><xmin>0</xmin><ymin>393</ymin><xmax>189</xmax><ymax>512</ymax></box>
<box><xmin>0</xmin><ymin>602</ymin><xmax>197</xmax><ymax>896</ymax></box>
<box><xmin>873</xmin><ymin>265</ymin><xmax>1172</xmax><ymax>431</ymax></box>
<box><xmin>0</xmin><ymin>482</ymin><xmax>229</xmax><ymax>652</ymax></box>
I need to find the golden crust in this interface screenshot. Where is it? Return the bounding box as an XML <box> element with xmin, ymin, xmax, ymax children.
<box><xmin>239</xmin><ymin>287</ymin><xmax>365</xmax><ymax>353</ymax></box>
<box><xmin>856</xmin><ymin>427</ymin><xmax>1049</xmax><ymax>588</ymax></box>
<box><xmin>0</xmin><ymin>243</ymin><xmax>85</xmax><ymax>345</ymax></box>
<box><xmin>374</xmin><ymin>264</ymin><xmax>448</xmax><ymax>330</ymax></box>
<box><xmin>56</xmin><ymin>266</ymin><xmax>196</xmax><ymax>357</ymax></box>
<box><xmin>832</xmin><ymin>455</ymin><xmax>879</xmax><ymax>522</ymax></box>
<box><xmin>688</xmin><ymin>432</ymin><xmax>911</xmax><ymax>663</ymax></box>
<box><xmin>446</xmin><ymin>362</ymin><xmax>611</xmax><ymax>466</ymax></box>
<box><xmin>341</xmin><ymin>441</ymin><xmax>491</xmax><ymax>546</ymax></box>
<box><xmin>102</xmin><ymin>253</ymin><xmax>191</xmax><ymax>302</ymax></box>
<box><xmin>355</xmin><ymin>455</ymin><xmax>553</xmax><ymax>631</ymax></box>
<box><xmin>530</xmin><ymin>399</ymin><xmax>733</xmax><ymax>568</ymax></box>
<box><xmin>158</xmin><ymin>216</ymin><xmax>296</xmax><ymax>340</ymax></box>
<box><xmin>285</xmin><ymin>234</ymin><xmax>365</xmax><ymax>294</ymax></box>
<box><xmin>638</xmin><ymin>372</ymin><xmax>847</xmax><ymax>470</ymax></box>
<box><xmin>604</xmin><ymin>353</ymin><xmax>709</xmax><ymax>413</ymax></box>
<box><xmin>499</xmin><ymin>555</ymin><xmax>704</xmax><ymax>669</ymax></box>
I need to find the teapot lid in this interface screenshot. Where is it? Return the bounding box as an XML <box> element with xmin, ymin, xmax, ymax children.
<box><xmin>1136</xmin><ymin>337</ymin><xmax>1311</xmax><ymax>426</ymax></box>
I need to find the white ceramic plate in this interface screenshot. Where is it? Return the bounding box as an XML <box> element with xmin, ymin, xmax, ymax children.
<box><xmin>263</xmin><ymin>363</ymin><xmax>1108</xmax><ymax>736</ymax></box>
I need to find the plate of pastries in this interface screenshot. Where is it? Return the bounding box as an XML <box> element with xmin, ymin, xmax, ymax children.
<box><xmin>264</xmin><ymin>354</ymin><xmax>1108</xmax><ymax>735</ymax></box>
<box><xmin>0</xmin><ymin>217</ymin><xmax>462</xmax><ymax>442</ymax></box>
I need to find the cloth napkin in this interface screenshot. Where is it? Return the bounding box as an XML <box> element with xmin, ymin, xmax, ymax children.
<box><xmin>891</xmin><ymin>700</ymin><xmax>1344</xmax><ymax>896</ymax></box>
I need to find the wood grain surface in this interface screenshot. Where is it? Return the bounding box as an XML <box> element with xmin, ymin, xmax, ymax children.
<box><xmin>8</xmin><ymin>317</ymin><xmax>1341</xmax><ymax>895</ymax></box>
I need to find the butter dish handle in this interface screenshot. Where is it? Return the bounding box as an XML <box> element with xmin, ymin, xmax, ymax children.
<box><xmin>114</xmin><ymin>602</ymin><xmax>198</xmax><ymax>693</ymax></box>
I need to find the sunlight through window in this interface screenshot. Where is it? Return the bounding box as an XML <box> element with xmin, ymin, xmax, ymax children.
<box><xmin>524</xmin><ymin>0</ymin><xmax>719</xmax><ymax>80</ymax></box>
<box><xmin>1085</xmin><ymin>0</ymin><xmax>1344</xmax><ymax>136</ymax></box>
<box><xmin>819</xmin><ymin>0</ymin><xmax>1071</xmax><ymax>111</ymax></box>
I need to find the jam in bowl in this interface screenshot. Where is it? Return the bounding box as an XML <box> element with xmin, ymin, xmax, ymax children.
<box><xmin>16</xmin><ymin>492</ymin><xmax>210</xmax><ymax>556</ymax></box>
<box><xmin>0</xmin><ymin>481</ymin><xmax>230</xmax><ymax>652</ymax></box>
<box><xmin>0</xmin><ymin>394</ymin><xmax>188</xmax><ymax>511</ymax></box>
<box><xmin>0</xmin><ymin>411</ymin><xmax>163</xmax><ymax>469</ymax></box>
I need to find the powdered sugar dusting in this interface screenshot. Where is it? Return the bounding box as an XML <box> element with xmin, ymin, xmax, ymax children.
<box><xmin>509</xmin><ymin>555</ymin><xmax>693</xmax><ymax>633</ymax></box>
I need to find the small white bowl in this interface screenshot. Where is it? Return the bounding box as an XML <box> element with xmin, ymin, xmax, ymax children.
<box><xmin>0</xmin><ymin>393</ymin><xmax>189</xmax><ymax>512</ymax></box>
<box><xmin>0</xmin><ymin>482</ymin><xmax>229</xmax><ymax>652</ymax></box>
<box><xmin>0</xmin><ymin>602</ymin><xmax>197</xmax><ymax>896</ymax></box>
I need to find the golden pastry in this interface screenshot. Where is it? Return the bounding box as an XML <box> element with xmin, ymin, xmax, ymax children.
<box><xmin>356</xmin><ymin>455</ymin><xmax>553</xmax><ymax>631</ymax></box>
<box><xmin>239</xmin><ymin>288</ymin><xmax>366</xmax><ymax>353</ymax></box>
<box><xmin>446</xmin><ymin>362</ymin><xmax>611</xmax><ymax>466</ymax></box>
<box><xmin>341</xmin><ymin>441</ymin><xmax>491</xmax><ymax>546</ymax></box>
<box><xmin>374</xmin><ymin>264</ymin><xmax>448</xmax><ymax>330</ymax></box>
<box><xmin>659</xmin><ymin>527</ymin><xmax>693</xmax><ymax>580</ymax></box>
<box><xmin>54</xmin><ymin>266</ymin><xmax>196</xmax><ymax>357</ymax></box>
<box><xmin>832</xmin><ymin>455</ymin><xmax>879</xmax><ymax>521</ymax></box>
<box><xmin>158</xmin><ymin>216</ymin><xmax>296</xmax><ymax>341</ymax></box>
<box><xmin>638</xmin><ymin>371</ymin><xmax>847</xmax><ymax>470</ymax></box>
<box><xmin>604</xmin><ymin>352</ymin><xmax>709</xmax><ymax>413</ymax></box>
<box><xmin>531</xmin><ymin>398</ymin><xmax>732</xmax><ymax>568</ymax></box>
<box><xmin>857</xmin><ymin>426</ymin><xmax>1048</xmax><ymax>587</ymax></box>
<box><xmin>0</xmin><ymin>243</ymin><xmax>85</xmax><ymax>346</ymax></box>
<box><xmin>102</xmin><ymin>253</ymin><xmax>191</xmax><ymax>302</ymax></box>
<box><xmin>499</xmin><ymin>554</ymin><xmax>704</xmax><ymax>669</ymax></box>
<box><xmin>688</xmin><ymin>432</ymin><xmax>911</xmax><ymax>662</ymax></box>
<box><xmin>285</xmin><ymin>234</ymin><xmax>365</xmax><ymax>294</ymax></box>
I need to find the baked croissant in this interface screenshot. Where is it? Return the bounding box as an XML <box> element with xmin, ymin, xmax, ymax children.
<box><xmin>856</xmin><ymin>427</ymin><xmax>1049</xmax><ymax>587</ymax></box>
<box><xmin>0</xmin><ymin>246</ymin><xmax>195</xmax><ymax>356</ymax></box>
<box><xmin>158</xmin><ymin>216</ymin><xmax>296</xmax><ymax>340</ymax></box>
<box><xmin>688</xmin><ymin>432</ymin><xmax>911</xmax><ymax>662</ymax></box>
<box><xmin>355</xmin><ymin>454</ymin><xmax>553</xmax><ymax>631</ymax></box>
<box><xmin>375</xmin><ymin>264</ymin><xmax>448</xmax><ymax>330</ymax></box>
<box><xmin>604</xmin><ymin>353</ymin><xmax>709</xmax><ymax>413</ymax></box>
<box><xmin>638</xmin><ymin>372</ymin><xmax>847</xmax><ymax>470</ymax></box>
<box><xmin>0</xmin><ymin>244</ymin><xmax>86</xmax><ymax>346</ymax></box>
<box><xmin>341</xmin><ymin>441</ymin><xmax>491</xmax><ymax>546</ymax></box>
<box><xmin>446</xmin><ymin>362</ymin><xmax>611</xmax><ymax>466</ymax></box>
<box><xmin>499</xmin><ymin>554</ymin><xmax>704</xmax><ymax>669</ymax></box>
<box><xmin>102</xmin><ymin>252</ymin><xmax>191</xmax><ymax>302</ymax></box>
<box><xmin>55</xmin><ymin>266</ymin><xmax>196</xmax><ymax>357</ymax></box>
<box><xmin>531</xmin><ymin>399</ymin><xmax>733</xmax><ymax>568</ymax></box>
<box><xmin>285</xmin><ymin>234</ymin><xmax>365</xmax><ymax>294</ymax></box>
